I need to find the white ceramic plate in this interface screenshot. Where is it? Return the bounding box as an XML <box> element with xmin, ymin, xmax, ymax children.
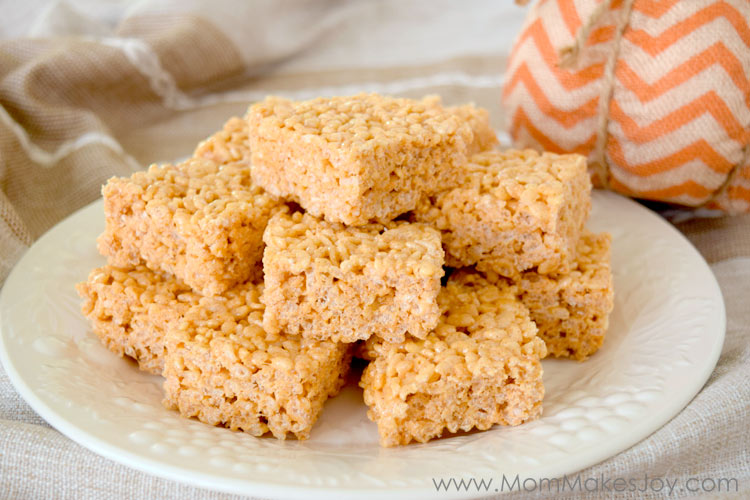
<box><xmin>0</xmin><ymin>190</ymin><xmax>724</xmax><ymax>500</ymax></box>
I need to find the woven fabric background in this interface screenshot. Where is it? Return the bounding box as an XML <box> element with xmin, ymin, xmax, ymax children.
<box><xmin>1</xmin><ymin>1</ymin><xmax>748</xmax><ymax>498</ymax></box>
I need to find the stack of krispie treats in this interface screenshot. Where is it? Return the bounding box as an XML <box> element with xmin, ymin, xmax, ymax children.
<box><xmin>411</xmin><ymin>148</ymin><xmax>614</xmax><ymax>362</ymax></box>
<box><xmin>77</xmin><ymin>92</ymin><xmax>614</xmax><ymax>447</ymax></box>
<box><xmin>80</xmin><ymin>116</ymin><xmax>351</xmax><ymax>440</ymax></box>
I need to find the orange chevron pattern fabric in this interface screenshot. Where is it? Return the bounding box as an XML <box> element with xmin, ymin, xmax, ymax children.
<box><xmin>503</xmin><ymin>0</ymin><xmax>750</xmax><ymax>213</ymax></box>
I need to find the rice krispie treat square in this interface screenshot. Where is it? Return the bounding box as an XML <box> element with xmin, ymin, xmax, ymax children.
<box><xmin>261</xmin><ymin>211</ymin><xmax>444</xmax><ymax>344</ymax></box>
<box><xmin>247</xmin><ymin>93</ymin><xmax>497</xmax><ymax>225</ymax></box>
<box><xmin>193</xmin><ymin>116</ymin><xmax>253</xmax><ymax>164</ymax></box>
<box><xmin>76</xmin><ymin>265</ymin><xmax>199</xmax><ymax>374</ymax></box>
<box><xmin>98</xmin><ymin>117</ymin><xmax>285</xmax><ymax>296</ymax></box>
<box><xmin>360</xmin><ymin>271</ymin><xmax>546</xmax><ymax>447</ymax></box>
<box><xmin>163</xmin><ymin>281</ymin><xmax>350</xmax><ymax>440</ymax></box>
<box><xmin>413</xmin><ymin>149</ymin><xmax>591</xmax><ymax>277</ymax></box>
<box><xmin>487</xmin><ymin>231</ymin><xmax>614</xmax><ymax>361</ymax></box>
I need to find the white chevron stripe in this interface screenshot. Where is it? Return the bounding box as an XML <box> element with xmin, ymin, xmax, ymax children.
<box><xmin>612</xmin><ymin>66</ymin><xmax>750</xmax><ymax>125</ymax></box>
<box><xmin>505</xmin><ymin>9</ymin><xmax>590</xmax><ymax>78</ymax></box>
<box><xmin>512</xmin><ymin>124</ymin><xmax>593</xmax><ymax>155</ymax></box>
<box><xmin>506</xmin><ymin>40</ymin><xmax>605</xmax><ymax>106</ymax></box>
<box><xmin>510</xmin><ymin>94</ymin><xmax>599</xmax><ymax>144</ymax></box>
<box><xmin>622</xmin><ymin>21</ymin><xmax>750</xmax><ymax>80</ymax></box>
<box><xmin>504</xmin><ymin>68</ymin><xmax>601</xmax><ymax>118</ymax></box>
<box><xmin>607</xmin><ymin>156</ymin><xmax>727</xmax><ymax>193</ymax></box>
<box><xmin>572</xmin><ymin>0</ymin><xmax>605</xmax><ymax>23</ymax></box>
<box><xmin>629</xmin><ymin>2</ymin><xmax>716</xmax><ymax>34</ymax></box>
<box><xmin>630</xmin><ymin>0</ymin><xmax>749</xmax><ymax>36</ymax></box>
<box><xmin>539</xmin><ymin>1</ymin><xmax>577</xmax><ymax>50</ymax></box>
<box><xmin>507</xmin><ymin>21</ymin><xmax>621</xmax><ymax>78</ymax></box>
<box><xmin>608</xmin><ymin>113</ymin><xmax>746</xmax><ymax>164</ymax></box>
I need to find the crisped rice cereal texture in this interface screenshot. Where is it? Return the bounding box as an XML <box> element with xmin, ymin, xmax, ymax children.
<box><xmin>360</xmin><ymin>270</ymin><xmax>546</xmax><ymax>447</ymax></box>
<box><xmin>193</xmin><ymin>116</ymin><xmax>253</xmax><ymax>164</ymax></box>
<box><xmin>413</xmin><ymin>149</ymin><xmax>591</xmax><ymax>277</ymax></box>
<box><xmin>262</xmin><ymin>211</ymin><xmax>444</xmax><ymax>344</ymax></box>
<box><xmin>76</xmin><ymin>265</ymin><xmax>199</xmax><ymax>374</ymax></box>
<box><xmin>488</xmin><ymin>231</ymin><xmax>614</xmax><ymax>361</ymax></box>
<box><xmin>247</xmin><ymin>93</ymin><xmax>497</xmax><ymax>225</ymax></box>
<box><xmin>98</xmin><ymin>117</ymin><xmax>284</xmax><ymax>296</ymax></box>
<box><xmin>163</xmin><ymin>281</ymin><xmax>350</xmax><ymax>440</ymax></box>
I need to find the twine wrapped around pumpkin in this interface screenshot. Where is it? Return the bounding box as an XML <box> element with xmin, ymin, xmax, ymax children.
<box><xmin>504</xmin><ymin>0</ymin><xmax>750</xmax><ymax>214</ymax></box>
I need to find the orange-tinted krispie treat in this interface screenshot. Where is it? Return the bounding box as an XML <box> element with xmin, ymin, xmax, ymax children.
<box><xmin>360</xmin><ymin>271</ymin><xmax>546</xmax><ymax>447</ymax></box>
<box><xmin>98</xmin><ymin>118</ymin><xmax>284</xmax><ymax>296</ymax></box>
<box><xmin>247</xmin><ymin>93</ymin><xmax>497</xmax><ymax>225</ymax></box>
<box><xmin>413</xmin><ymin>149</ymin><xmax>591</xmax><ymax>277</ymax></box>
<box><xmin>194</xmin><ymin>116</ymin><xmax>253</xmax><ymax>164</ymax></box>
<box><xmin>261</xmin><ymin>211</ymin><xmax>444</xmax><ymax>344</ymax></box>
<box><xmin>450</xmin><ymin>103</ymin><xmax>499</xmax><ymax>152</ymax></box>
<box><xmin>487</xmin><ymin>231</ymin><xmax>614</xmax><ymax>361</ymax></box>
<box><xmin>76</xmin><ymin>265</ymin><xmax>199</xmax><ymax>374</ymax></box>
<box><xmin>163</xmin><ymin>281</ymin><xmax>350</xmax><ymax>440</ymax></box>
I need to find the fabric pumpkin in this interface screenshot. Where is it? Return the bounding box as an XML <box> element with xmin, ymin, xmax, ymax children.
<box><xmin>503</xmin><ymin>0</ymin><xmax>750</xmax><ymax>214</ymax></box>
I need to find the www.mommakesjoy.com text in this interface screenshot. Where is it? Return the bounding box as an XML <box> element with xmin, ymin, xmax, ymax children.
<box><xmin>432</xmin><ymin>473</ymin><xmax>739</xmax><ymax>495</ymax></box>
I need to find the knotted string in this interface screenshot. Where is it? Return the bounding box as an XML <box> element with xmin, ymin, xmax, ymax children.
<box><xmin>558</xmin><ymin>0</ymin><xmax>615</xmax><ymax>69</ymax></box>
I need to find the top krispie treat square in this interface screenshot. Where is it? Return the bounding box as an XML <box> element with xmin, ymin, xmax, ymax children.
<box><xmin>247</xmin><ymin>93</ymin><xmax>497</xmax><ymax>225</ymax></box>
<box><xmin>413</xmin><ymin>149</ymin><xmax>591</xmax><ymax>276</ymax></box>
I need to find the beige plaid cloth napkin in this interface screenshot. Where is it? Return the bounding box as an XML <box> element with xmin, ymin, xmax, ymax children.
<box><xmin>1</xmin><ymin>1</ymin><xmax>748</xmax><ymax>498</ymax></box>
